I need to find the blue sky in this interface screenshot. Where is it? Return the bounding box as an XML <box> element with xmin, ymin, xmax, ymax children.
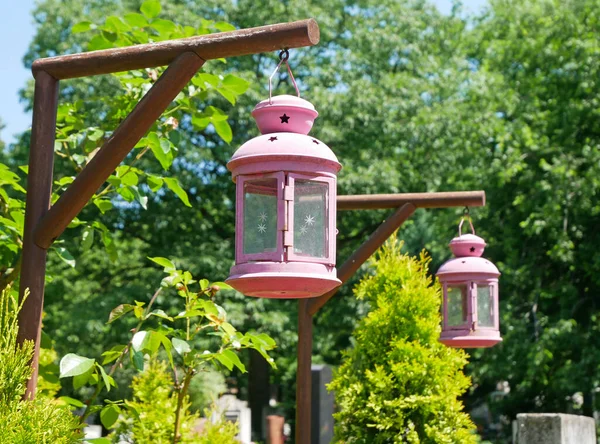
<box><xmin>0</xmin><ymin>0</ymin><xmax>488</xmax><ymax>145</ymax></box>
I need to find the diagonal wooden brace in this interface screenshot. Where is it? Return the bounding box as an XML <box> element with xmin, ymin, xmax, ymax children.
<box><xmin>33</xmin><ymin>52</ymin><xmax>205</xmax><ymax>249</ymax></box>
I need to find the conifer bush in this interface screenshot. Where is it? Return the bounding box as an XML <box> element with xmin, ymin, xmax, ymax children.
<box><xmin>329</xmin><ymin>239</ymin><xmax>477</xmax><ymax>443</ymax></box>
<box><xmin>0</xmin><ymin>287</ymin><xmax>82</xmax><ymax>443</ymax></box>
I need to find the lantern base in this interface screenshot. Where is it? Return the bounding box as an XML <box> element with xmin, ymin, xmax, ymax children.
<box><xmin>439</xmin><ymin>331</ymin><xmax>502</xmax><ymax>348</ymax></box>
<box><xmin>226</xmin><ymin>262</ymin><xmax>341</xmax><ymax>298</ymax></box>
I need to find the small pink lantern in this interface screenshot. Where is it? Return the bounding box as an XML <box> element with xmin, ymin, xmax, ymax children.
<box><xmin>226</xmin><ymin>53</ymin><xmax>341</xmax><ymax>298</ymax></box>
<box><xmin>436</xmin><ymin>218</ymin><xmax>501</xmax><ymax>348</ymax></box>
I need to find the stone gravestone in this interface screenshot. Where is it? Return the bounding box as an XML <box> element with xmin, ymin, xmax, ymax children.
<box><xmin>311</xmin><ymin>364</ymin><xmax>334</xmax><ymax>444</ymax></box>
<box><xmin>213</xmin><ymin>394</ymin><xmax>252</xmax><ymax>443</ymax></box>
<box><xmin>515</xmin><ymin>413</ymin><xmax>596</xmax><ymax>444</ymax></box>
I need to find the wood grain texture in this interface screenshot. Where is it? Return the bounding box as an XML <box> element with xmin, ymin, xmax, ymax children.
<box><xmin>308</xmin><ymin>203</ymin><xmax>417</xmax><ymax>316</ymax></box>
<box><xmin>296</xmin><ymin>299</ymin><xmax>313</xmax><ymax>444</ymax></box>
<box><xmin>34</xmin><ymin>52</ymin><xmax>205</xmax><ymax>249</ymax></box>
<box><xmin>32</xmin><ymin>19</ymin><xmax>319</xmax><ymax>80</ymax></box>
<box><xmin>17</xmin><ymin>71</ymin><xmax>60</xmax><ymax>399</ymax></box>
<box><xmin>337</xmin><ymin>191</ymin><xmax>485</xmax><ymax>210</ymax></box>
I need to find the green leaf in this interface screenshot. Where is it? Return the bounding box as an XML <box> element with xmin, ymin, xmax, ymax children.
<box><xmin>101</xmin><ymin>345</ymin><xmax>126</xmax><ymax>365</ymax></box>
<box><xmin>105</xmin><ymin>16</ymin><xmax>131</xmax><ymax>33</ymax></box>
<box><xmin>164</xmin><ymin>177</ymin><xmax>191</xmax><ymax>207</ymax></box>
<box><xmin>214</xmin><ymin>21</ymin><xmax>237</xmax><ymax>32</ymax></box>
<box><xmin>220</xmin><ymin>322</ymin><xmax>237</xmax><ymax>337</ymax></box>
<box><xmin>81</xmin><ymin>226</ymin><xmax>94</xmax><ymax>251</ymax></box>
<box><xmin>94</xmin><ymin>199</ymin><xmax>113</xmax><ymax>214</ymax></box>
<box><xmin>148</xmin><ymin>309</ymin><xmax>173</xmax><ymax>322</ymax></box>
<box><xmin>217</xmin><ymin>88</ymin><xmax>237</xmax><ymax>105</ymax></box>
<box><xmin>148</xmin><ymin>256</ymin><xmax>176</xmax><ymax>272</ymax></box>
<box><xmin>102</xmin><ymin>231</ymin><xmax>118</xmax><ymax>262</ymax></box>
<box><xmin>223</xmin><ymin>349</ymin><xmax>246</xmax><ymax>372</ymax></box>
<box><xmin>54</xmin><ymin>247</ymin><xmax>76</xmax><ymax>268</ymax></box>
<box><xmin>132</xmin><ymin>351</ymin><xmax>145</xmax><ymax>371</ymax></box>
<box><xmin>213</xmin><ymin>120</ymin><xmax>233</xmax><ymax>144</ymax></box>
<box><xmin>87</xmin><ymin>127</ymin><xmax>104</xmax><ymax>142</ymax></box>
<box><xmin>73</xmin><ymin>368</ymin><xmax>93</xmax><ymax>390</ymax></box>
<box><xmin>108</xmin><ymin>304</ymin><xmax>135</xmax><ymax>323</ymax></box>
<box><xmin>88</xmin><ymin>34</ymin><xmax>113</xmax><ymax>51</ymax></box>
<box><xmin>97</xmin><ymin>364</ymin><xmax>113</xmax><ymax>392</ymax></box>
<box><xmin>140</xmin><ymin>0</ymin><xmax>161</xmax><ymax>18</ymax></box>
<box><xmin>221</xmin><ymin>74</ymin><xmax>250</xmax><ymax>95</ymax></box>
<box><xmin>124</xmin><ymin>13</ymin><xmax>148</xmax><ymax>27</ymax></box>
<box><xmin>200</xmin><ymin>279</ymin><xmax>209</xmax><ymax>291</ymax></box>
<box><xmin>100</xmin><ymin>404</ymin><xmax>120</xmax><ymax>429</ymax></box>
<box><xmin>72</xmin><ymin>21</ymin><xmax>92</xmax><ymax>34</ymax></box>
<box><xmin>59</xmin><ymin>396</ymin><xmax>85</xmax><ymax>408</ymax></box>
<box><xmin>215</xmin><ymin>353</ymin><xmax>233</xmax><ymax>371</ymax></box>
<box><xmin>193</xmin><ymin>73</ymin><xmax>220</xmax><ymax>88</ymax></box>
<box><xmin>172</xmin><ymin>337</ymin><xmax>191</xmax><ymax>355</ymax></box>
<box><xmin>212</xmin><ymin>281</ymin><xmax>233</xmax><ymax>290</ymax></box>
<box><xmin>132</xmin><ymin>331</ymin><xmax>161</xmax><ymax>354</ymax></box>
<box><xmin>60</xmin><ymin>353</ymin><xmax>95</xmax><ymax>378</ymax></box>
<box><xmin>147</xmin><ymin>174</ymin><xmax>163</xmax><ymax>192</ymax></box>
<box><xmin>148</xmin><ymin>132</ymin><xmax>173</xmax><ymax>170</ymax></box>
<box><xmin>151</xmin><ymin>18</ymin><xmax>176</xmax><ymax>35</ymax></box>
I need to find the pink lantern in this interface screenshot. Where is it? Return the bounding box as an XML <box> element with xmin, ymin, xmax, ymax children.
<box><xmin>436</xmin><ymin>218</ymin><xmax>501</xmax><ymax>348</ymax></box>
<box><xmin>226</xmin><ymin>56</ymin><xmax>341</xmax><ymax>298</ymax></box>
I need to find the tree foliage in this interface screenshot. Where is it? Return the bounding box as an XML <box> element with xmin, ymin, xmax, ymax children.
<box><xmin>329</xmin><ymin>240</ymin><xmax>476</xmax><ymax>443</ymax></box>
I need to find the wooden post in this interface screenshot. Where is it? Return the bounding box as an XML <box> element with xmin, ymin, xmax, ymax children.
<box><xmin>296</xmin><ymin>299</ymin><xmax>313</xmax><ymax>444</ymax></box>
<box><xmin>17</xmin><ymin>71</ymin><xmax>60</xmax><ymax>399</ymax></box>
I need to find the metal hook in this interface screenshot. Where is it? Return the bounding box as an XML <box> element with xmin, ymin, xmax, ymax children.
<box><xmin>268</xmin><ymin>49</ymin><xmax>300</xmax><ymax>105</ymax></box>
<box><xmin>458</xmin><ymin>208</ymin><xmax>475</xmax><ymax>237</ymax></box>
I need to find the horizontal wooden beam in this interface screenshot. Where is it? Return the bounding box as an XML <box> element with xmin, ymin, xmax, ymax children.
<box><xmin>308</xmin><ymin>203</ymin><xmax>417</xmax><ymax>316</ymax></box>
<box><xmin>33</xmin><ymin>52</ymin><xmax>205</xmax><ymax>249</ymax></box>
<box><xmin>337</xmin><ymin>191</ymin><xmax>485</xmax><ymax>210</ymax></box>
<box><xmin>32</xmin><ymin>19</ymin><xmax>319</xmax><ymax>79</ymax></box>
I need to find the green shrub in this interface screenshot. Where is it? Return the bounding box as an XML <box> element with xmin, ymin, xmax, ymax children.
<box><xmin>329</xmin><ymin>239</ymin><xmax>476</xmax><ymax>443</ymax></box>
<box><xmin>0</xmin><ymin>287</ymin><xmax>82</xmax><ymax>443</ymax></box>
<box><xmin>111</xmin><ymin>358</ymin><xmax>198</xmax><ymax>443</ymax></box>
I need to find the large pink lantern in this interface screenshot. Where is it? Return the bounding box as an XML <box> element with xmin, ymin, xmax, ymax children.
<box><xmin>226</xmin><ymin>58</ymin><xmax>341</xmax><ymax>298</ymax></box>
<box><xmin>436</xmin><ymin>219</ymin><xmax>501</xmax><ymax>348</ymax></box>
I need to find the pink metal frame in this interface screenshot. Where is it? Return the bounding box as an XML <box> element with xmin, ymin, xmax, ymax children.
<box><xmin>286</xmin><ymin>173</ymin><xmax>336</xmax><ymax>265</ymax></box>
<box><xmin>442</xmin><ymin>279</ymin><xmax>499</xmax><ymax>332</ymax></box>
<box><xmin>235</xmin><ymin>172</ymin><xmax>285</xmax><ymax>263</ymax></box>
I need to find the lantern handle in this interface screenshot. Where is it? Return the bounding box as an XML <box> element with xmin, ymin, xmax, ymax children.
<box><xmin>458</xmin><ymin>208</ymin><xmax>475</xmax><ymax>236</ymax></box>
<box><xmin>268</xmin><ymin>49</ymin><xmax>300</xmax><ymax>104</ymax></box>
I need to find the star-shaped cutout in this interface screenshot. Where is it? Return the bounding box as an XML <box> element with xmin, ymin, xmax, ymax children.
<box><xmin>304</xmin><ymin>214</ymin><xmax>315</xmax><ymax>226</ymax></box>
<box><xmin>312</xmin><ymin>139</ymin><xmax>320</xmax><ymax>144</ymax></box>
<box><xmin>470</xmin><ymin>247</ymin><xmax>476</xmax><ymax>253</ymax></box>
<box><xmin>269</xmin><ymin>136</ymin><xmax>278</xmax><ymax>142</ymax></box>
<box><xmin>259</xmin><ymin>212</ymin><xmax>268</xmax><ymax>222</ymax></box>
<box><xmin>280</xmin><ymin>113</ymin><xmax>290</xmax><ymax>123</ymax></box>
<box><xmin>257</xmin><ymin>223</ymin><xmax>267</xmax><ymax>233</ymax></box>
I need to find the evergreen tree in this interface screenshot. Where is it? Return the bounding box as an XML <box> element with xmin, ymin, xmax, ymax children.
<box><xmin>329</xmin><ymin>239</ymin><xmax>476</xmax><ymax>443</ymax></box>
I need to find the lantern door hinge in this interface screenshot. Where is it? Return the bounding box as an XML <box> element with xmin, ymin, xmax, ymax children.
<box><xmin>283</xmin><ymin>185</ymin><xmax>294</xmax><ymax>247</ymax></box>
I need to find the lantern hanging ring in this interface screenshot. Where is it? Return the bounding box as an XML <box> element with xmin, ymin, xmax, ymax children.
<box><xmin>458</xmin><ymin>208</ymin><xmax>475</xmax><ymax>236</ymax></box>
<box><xmin>269</xmin><ymin>49</ymin><xmax>300</xmax><ymax>104</ymax></box>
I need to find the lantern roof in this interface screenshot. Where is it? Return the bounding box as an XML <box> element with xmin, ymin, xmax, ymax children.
<box><xmin>437</xmin><ymin>233</ymin><xmax>500</xmax><ymax>278</ymax></box>
<box><xmin>227</xmin><ymin>95</ymin><xmax>341</xmax><ymax>178</ymax></box>
<box><xmin>436</xmin><ymin>255</ymin><xmax>500</xmax><ymax>278</ymax></box>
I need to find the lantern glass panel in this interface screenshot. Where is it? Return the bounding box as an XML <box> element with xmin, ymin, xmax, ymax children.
<box><xmin>476</xmin><ymin>283</ymin><xmax>495</xmax><ymax>327</ymax></box>
<box><xmin>243</xmin><ymin>178</ymin><xmax>278</xmax><ymax>255</ymax></box>
<box><xmin>293</xmin><ymin>180</ymin><xmax>328</xmax><ymax>259</ymax></box>
<box><xmin>447</xmin><ymin>284</ymin><xmax>468</xmax><ymax>327</ymax></box>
